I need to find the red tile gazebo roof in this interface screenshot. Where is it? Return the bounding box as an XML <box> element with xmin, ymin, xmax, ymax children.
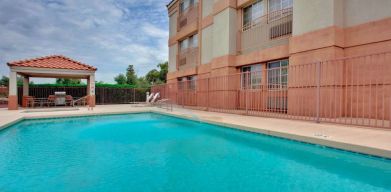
<box><xmin>7</xmin><ymin>55</ymin><xmax>97</xmax><ymax>71</ymax></box>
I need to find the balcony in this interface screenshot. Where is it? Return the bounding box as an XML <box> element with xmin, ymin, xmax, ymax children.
<box><xmin>177</xmin><ymin>47</ymin><xmax>199</xmax><ymax>70</ymax></box>
<box><xmin>238</xmin><ymin>7</ymin><xmax>293</xmax><ymax>54</ymax></box>
<box><xmin>177</xmin><ymin>3</ymin><xmax>198</xmax><ymax>31</ymax></box>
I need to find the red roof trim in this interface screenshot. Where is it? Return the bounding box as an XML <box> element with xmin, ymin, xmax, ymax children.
<box><xmin>7</xmin><ymin>55</ymin><xmax>97</xmax><ymax>71</ymax></box>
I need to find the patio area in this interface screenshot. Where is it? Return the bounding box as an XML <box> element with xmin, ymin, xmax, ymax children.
<box><xmin>7</xmin><ymin>55</ymin><xmax>97</xmax><ymax>110</ymax></box>
<box><xmin>0</xmin><ymin>104</ymin><xmax>390</xmax><ymax>159</ymax></box>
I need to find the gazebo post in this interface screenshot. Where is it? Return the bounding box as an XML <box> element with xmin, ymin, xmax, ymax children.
<box><xmin>23</xmin><ymin>76</ymin><xmax>29</xmax><ymax>96</ymax></box>
<box><xmin>87</xmin><ymin>74</ymin><xmax>96</xmax><ymax>108</ymax></box>
<box><xmin>8</xmin><ymin>71</ymin><xmax>18</xmax><ymax>110</ymax></box>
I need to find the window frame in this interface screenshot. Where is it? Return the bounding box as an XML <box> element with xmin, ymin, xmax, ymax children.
<box><xmin>177</xmin><ymin>77</ymin><xmax>185</xmax><ymax>90</ymax></box>
<box><xmin>242</xmin><ymin>0</ymin><xmax>264</xmax><ymax>31</ymax></box>
<box><xmin>178</xmin><ymin>75</ymin><xmax>197</xmax><ymax>91</ymax></box>
<box><xmin>179</xmin><ymin>39</ymin><xmax>188</xmax><ymax>52</ymax></box>
<box><xmin>241</xmin><ymin>64</ymin><xmax>262</xmax><ymax>90</ymax></box>
<box><xmin>187</xmin><ymin>75</ymin><xmax>197</xmax><ymax>91</ymax></box>
<box><xmin>267</xmin><ymin>59</ymin><xmax>288</xmax><ymax>90</ymax></box>
<box><xmin>189</xmin><ymin>34</ymin><xmax>198</xmax><ymax>48</ymax></box>
<box><xmin>268</xmin><ymin>0</ymin><xmax>292</xmax><ymax>12</ymax></box>
<box><xmin>179</xmin><ymin>33</ymin><xmax>198</xmax><ymax>52</ymax></box>
<box><xmin>268</xmin><ymin>0</ymin><xmax>293</xmax><ymax>22</ymax></box>
<box><xmin>180</xmin><ymin>0</ymin><xmax>198</xmax><ymax>14</ymax></box>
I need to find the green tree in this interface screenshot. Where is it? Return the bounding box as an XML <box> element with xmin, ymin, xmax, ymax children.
<box><xmin>145</xmin><ymin>69</ymin><xmax>160</xmax><ymax>84</ymax></box>
<box><xmin>136</xmin><ymin>77</ymin><xmax>150</xmax><ymax>88</ymax></box>
<box><xmin>56</xmin><ymin>78</ymin><xmax>81</xmax><ymax>85</ymax></box>
<box><xmin>0</xmin><ymin>76</ymin><xmax>24</xmax><ymax>86</ymax></box>
<box><xmin>126</xmin><ymin>65</ymin><xmax>137</xmax><ymax>85</ymax></box>
<box><xmin>96</xmin><ymin>81</ymin><xmax>105</xmax><ymax>84</ymax></box>
<box><xmin>142</xmin><ymin>61</ymin><xmax>168</xmax><ymax>85</ymax></box>
<box><xmin>158</xmin><ymin>61</ymin><xmax>168</xmax><ymax>83</ymax></box>
<box><xmin>114</xmin><ymin>74</ymin><xmax>127</xmax><ymax>85</ymax></box>
<box><xmin>0</xmin><ymin>76</ymin><xmax>9</xmax><ymax>86</ymax></box>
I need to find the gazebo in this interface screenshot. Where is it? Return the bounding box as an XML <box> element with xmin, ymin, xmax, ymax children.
<box><xmin>7</xmin><ymin>55</ymin><xmax>97</xmax><ymax>110</ymax></box>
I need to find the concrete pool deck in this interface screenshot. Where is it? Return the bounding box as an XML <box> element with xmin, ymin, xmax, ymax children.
<box><xmin>0</xmin><ymin>104</ymin><xmax>390</xmax><ymax>159</ymax></box>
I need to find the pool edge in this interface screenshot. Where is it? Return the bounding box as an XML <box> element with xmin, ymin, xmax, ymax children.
<box><xmin>152</xmin><ymin>110</ymin><xmax>391</xmax><ymax>159</ymax></box>
<box><xmin>1</xmin><ymin>109</ymin><xmax>390</xmax><ymax>159</ymax></box>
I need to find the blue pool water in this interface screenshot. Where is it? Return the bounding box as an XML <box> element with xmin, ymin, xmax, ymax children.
<box><xmin>0</xmin><ymin>113</ymin><xmax>390</xmax><ymax>192</ymax></box>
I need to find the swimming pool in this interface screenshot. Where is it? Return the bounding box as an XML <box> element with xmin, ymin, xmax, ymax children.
<box><xmin>0</xmin><ymin>113</ymin><xmax>390</xmax><ymax>192</ymax></box>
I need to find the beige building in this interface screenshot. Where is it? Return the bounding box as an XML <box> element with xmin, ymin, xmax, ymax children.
<box><xmin>167</xmin><ymin>0</ymin><xmax>391</xmax><ymax>80</ymax></box>
<box><xmin>158</xmin><ymin>0</ymin><xmax>391</xmax><ymax>128</ymax></box>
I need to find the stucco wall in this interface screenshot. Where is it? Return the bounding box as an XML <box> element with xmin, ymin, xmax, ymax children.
<box><xmin>343</xmin><ymin>0</ymin><xmax>391</xmax><ymax>27</ymax></box>
<box><xmin>202</xmin><ymin>0</ymin><xmax>214</xmax><ymax>18</ymax></box>
<box><xmin>212</xmin><ymin>8</ymin><xmax>237</xmax><ymax>58</ymax></box>
<box><xmin>169</xmin><ymin>44</ymin><xmax>178</xmax><ymax>72</ymax></box>
<box><xmin>293</xmin><ymin>0</ymin><xmax>391</xmax><ymax>35</ymax></box>
<box><xmin>169</xmin><ymin>12</ymin><xmax>178</xmax><ymax>37</ymax></box>
<box><xmin>201</xmin><ymin>25</ymin><xmax>213</xmax><ymax>64</ymax></box>
<box><xmin>293</xmin><ymin>0</ymin><xmax>343</xmax><ymax>36</ymax></box>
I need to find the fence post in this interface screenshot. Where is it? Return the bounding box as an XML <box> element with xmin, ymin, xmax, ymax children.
<box><xmin>102</xmin><ymin>87</ymin><xmax>105</xmax><ymax>105</ymax></box>
<box><xmin>133</xmin><ymin>88</ymin><xmax>136</xmax><ymax>103</ymax></box>
<box><xmin>316</xmin><ymin>61</ymin><xmax>321</xmax><ymax>123</ymax></box>
<box><xmin>166</xmin><ymin>84</ymin><xmax>169</xmax><ymax>104</ymax></box>
<box><xmin>182</xmin><ymin>82</ymin><xmax>185</xmax><ymax>108</ymax></box>
<box><xmin>245</xmin><ymin>72</ymin><xmax>249</xmax><ymax>115</ymax></box>
<box><xmin>206</xmin><ymin>78</ymin><xmax>209</xmax><ymax>111</ymax></box>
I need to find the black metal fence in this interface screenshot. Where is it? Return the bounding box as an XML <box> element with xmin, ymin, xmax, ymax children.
<box><xmin>17</xmin><ymin>86</ymin><xmax>149</xmax><ymax>105</ymax></box>
<box><xmin>95</xmin><ymin>87</ymin><xmax>148</xmax><ymax>104</ymax></box>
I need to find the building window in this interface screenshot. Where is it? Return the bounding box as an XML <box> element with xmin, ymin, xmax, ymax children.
<box><xmin>178</xmin><ymin>77</ymin><xmax>185</xmax><ymax>90</ymax></box>
<box><xmin>268</xmin><ymin>0</ymin><xmax>293</xmax><ymax>21</ymax></box>
<box><xmin>179</xmin><ymin>39</ymin><xmax>189</xmax><ymax>51</ymax></box>
<box><xmin>189</xmin><ymin>34</ymin><xmax>198</xmax><ymax>48</ymax></box>
<box><xmin>179</xmin><ymin>34</ymin><xmax>198</xmax><ymax>52</ymax></box>
<box><xmin>178</xmin><ymin>75</ymin><xmax>197</xmax><ymax>90</ymax></box>
<box><xmin>267</xmin><ymin>59</ymin><xmax>288</xmax><ymax>90</ymax></box>
<box><xmin>243</xmin><ymin>0</ymin><xmax>264</xmax><ymax>31</ymax></box>
<box><xmin>266</xmin><ymin>59</ymin><xmax>288</xmax><ymax>112</ymax></box>
<box><xmin>187</xmin><ymin>75</ymin><xmax>197</xmax><ymax>90</ymax></box>
<box><xmin>180</xmin><ymin>0</ymin><xmax>198</xmax><ymax>13</ymax></box>
<box><xmin>269</xmin><ymin>0</ymin><xmax>292</xmax><ymax>13</ymax></box>
<box><xmin>241</xmin><ymin>64</ymin><xmax>262</xmax><ymax>89</ymax></box>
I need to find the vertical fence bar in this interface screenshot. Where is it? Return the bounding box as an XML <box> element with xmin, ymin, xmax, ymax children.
<box><xmin>207</xmin><ymin>78</ymin><xmax>209</xmax><ymax>110</ymax></box>
<box><xmin>382</xmin><ymin>54</ymin><xmax>386</xmax><ymax>128</ymax></box>
<box><xmin>246</xmin><ymin>72</ymin><xmax>249</xmax><ymax>114</ymax></box>
<box><xmin>316</xmin><ymin>61</ymin><xmax>321</xmax><ymax>123</ymax></box>
<box><xmin>133</xmin><ymin>88</ymin><xmax>135</xmax><ymax>103</ymax></box>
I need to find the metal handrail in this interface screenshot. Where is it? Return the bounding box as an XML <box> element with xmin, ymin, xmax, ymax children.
<box><xmin>156</xmin><ymin>99</ymin><xmax>173</xmax><ymax>111</ymax></box>
<box><xmin>73</xmin><ymin>96</ymin><xmax>87</xmax><ymax>106</ymax></box>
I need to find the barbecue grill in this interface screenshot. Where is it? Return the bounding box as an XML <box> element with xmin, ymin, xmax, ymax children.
<box><xmin>54</xmin><ymin>92</ymin><xmax>66</xmax><ymax>105</ymax></box>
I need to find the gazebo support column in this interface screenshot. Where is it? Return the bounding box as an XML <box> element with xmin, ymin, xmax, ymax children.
<box><xmin>87</xmin><ymin>74</ymin><xmax>96</xmax><ymax>107</ymax></box>
<box><xmin>8</xmin><ymin>71</ymin><xmax>18</xmax><ymax>110</ymax></box>
<box><xmin>23</xmin><ymin>76</ymin><xmax>29</xmax><ymax>96</ymax></box>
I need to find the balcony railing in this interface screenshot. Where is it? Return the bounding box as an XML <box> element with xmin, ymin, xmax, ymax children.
<box><xmin>177</xmin><ymin>3</ymin><xmax>198</xmax><ymax>31</ymax></box>
<box><xmin>177</xmin><ymin>47</ymin><xmax>199</xmax><ymax>70</ymax></box>
<box><xmin>239</xmin><ymin>7</ymin><xmax>293</xmax><ymax>54</ymax></box>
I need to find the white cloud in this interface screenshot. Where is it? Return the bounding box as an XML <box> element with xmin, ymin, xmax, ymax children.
<box><xmin>142</xmin><ymin>23</ymin><xmax>169</xmax><ymax>38</ymax></box>
<box><xmin>0</xmin><ymin>0</ymin><xmax>170</xmax><ymax>83</ymax></box>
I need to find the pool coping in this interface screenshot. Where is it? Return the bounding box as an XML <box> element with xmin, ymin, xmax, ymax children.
<box><xmin>1</xmin><ymin>108</ymin><xmax>390</xmax><ymax>159</ymax></box>
<box><xmin>152</xmin><ymin>111</ymin><xmax>391</xmax><ymax>160</ymax></box>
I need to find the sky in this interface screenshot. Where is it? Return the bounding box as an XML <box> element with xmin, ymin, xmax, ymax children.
<box><xmin>0</xmin><ymin>0</ymin><xmax>170</xmax><ymax>83</ymax></box>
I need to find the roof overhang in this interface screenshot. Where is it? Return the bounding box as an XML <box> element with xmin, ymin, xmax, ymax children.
<box><xmin>10</xmin><ymin>66</ymin><xmax>95</xmax><ymax>79</ymax></box>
